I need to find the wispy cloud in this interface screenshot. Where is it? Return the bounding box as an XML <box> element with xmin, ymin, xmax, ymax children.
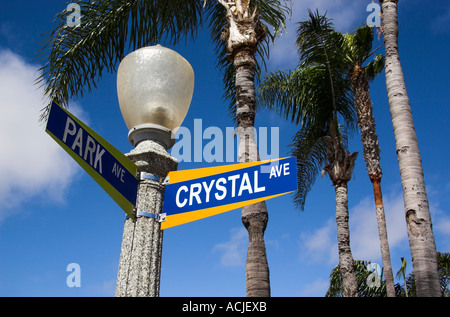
<box><xmin>348</xmin><ymin>192</ymin><xmax>408</xmax><ymax>262</ymax></box>
<box><xmin>298</xmin><ymin>190</ymin><xmax>409</xmax><ymax>266</ymax></box>
<box><xmin>299</xmin><ymin>278</ymin><xmax>329</xmax><ymax>297</ymax></box>
<box><xmin>212</xmin><ymin>227</ymin><xmax>248</xmax><ymax>268</ymax></box>
<box><xmin>90</xmin><ymin>280</ymin><xmax>116</xmax><ymax>296</ymax></box>
<box><xmin>431</xmin><ymin>6</ymin><xmax>450</xmax><ymax>34</ymax></box>
<box><xmin>298</xmin><ymin>218</ymin><xmax>338</xmax><ymax>265</ymax></box>
<box><xmin>0</xmin><ymin>49</ymin><xmax>80</xmax><ymax>223</ymax></box>
<box><xmin>429</xmin><ymin>198</ymin><xmax>450</xmax><ymax>251</ymax></box>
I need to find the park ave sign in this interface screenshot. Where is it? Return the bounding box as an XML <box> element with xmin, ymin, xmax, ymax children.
<box><xmin>45</xmin><ymin>102</ymin><xmax>297</xmax><ymax>229</ymax></box>
<box><xmin>45</xmin><ymin>102</ymin><xmax>139</xmax><ymax>218</ymax></box>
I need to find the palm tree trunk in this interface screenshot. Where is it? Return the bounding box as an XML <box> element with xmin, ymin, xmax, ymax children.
<box><xmin>225</xmin><ymin>3</ymin><xmax>270</xmax><ymax>297</ymax></box>
<box><xmin>234</xmin><ymin>46</ymin><xmax>270</xmax><ymax>297</ymax></box>
<box><xmin>352</xmin><ymin>69</ymin><xmax>396</xmax><ymax>297</ymax></box>
<box><xmin>380</xmin><ymin>0</ymin><xmax>441</xmax><ymax>296</ymax></box>
<box><xmin>335</xmin><ymin>182</ymin><xmax>358</xmax><ymax>297</ymax></box>
<box><xmin>371</xmin><ymin>175</ymin><xmax>396</xmax><ymax>296</ymax></box>
<box><xmin>324</xmin><ymin>139</ymin><xmax>359</xmax><ymax>297</ymax></box>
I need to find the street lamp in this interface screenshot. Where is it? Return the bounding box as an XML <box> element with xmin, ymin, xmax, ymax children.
<box><xmin>115</xmin><ymin>45</ymin><xmax>194</xmax><ymax>297</ymax></box>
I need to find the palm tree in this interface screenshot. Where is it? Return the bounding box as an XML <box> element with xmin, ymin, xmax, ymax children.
<box><xmin>217</xmin><ymin>1</ymin><xmax>290</xmax><ymax>297</ymax></box>
<box><xmin>326</xmin><ymin>260</ymin><xmax>386</xmax><ymax>297</ymax></box>
<box><xmin>327</xmin><ymin>252</ymin><xmax>450</xmax><ymax>297</ymax></box>
<box><xmin>342</xmin><ymin>25</ymin><xmax>395</xmax><ymax>297</ymax></box>
<box><xmin>258</xmin><ymin>10</ymin><xmax>359</xmax><ymax>297</ymax></box>
<box><xmin>37</xmin><ymin>0</ymin><xmax>290</xmax><ymax>297</ymax></box>
<box><xmin>379</xmin><ymin>0</ymin><xmax>441</xmax><ymax>296</ymax></box>
<box><xmin>437</xmin><ymin>251</ymin><xmax>450</xmax><ymax>296</ymax></box>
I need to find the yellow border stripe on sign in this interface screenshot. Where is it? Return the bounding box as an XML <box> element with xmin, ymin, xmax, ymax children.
<box><xmin>161</xmin><ymin>191</ymin><xmax>294</xmax><ymax>230</ymax></box>
<box><xmin>46</xmin><ymin>130</ymin><xmax>135</xmax><ymax>217</ymax></box>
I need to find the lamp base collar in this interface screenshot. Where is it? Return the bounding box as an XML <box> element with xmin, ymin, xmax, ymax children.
<box><xmin>128</xmin><ymin>123</ymin><xmax>175</xmax><ymax>149</ymax></box>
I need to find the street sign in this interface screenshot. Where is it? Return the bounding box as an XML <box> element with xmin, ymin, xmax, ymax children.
<box><xmin>161</xmin><ymin>157</ymin><xmax>297</xmax><ymax>229</ymax></box>
<box><xmin>45</xmin><ymin>101</ymin><xmax>138</xmax><ymax>218</ymax></box>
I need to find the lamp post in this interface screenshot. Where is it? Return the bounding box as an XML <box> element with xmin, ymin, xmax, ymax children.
<box><xmin>114</xmin><ymin>45</ymin><xmax>194</xmax><ymax>297</ymax></box>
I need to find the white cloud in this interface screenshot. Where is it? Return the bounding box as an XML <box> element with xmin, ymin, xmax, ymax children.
<box><xmin>431</xmin><ymin>6</ymin><xmax>450</xmax><ymax>34</ymax></box>
<box><xmin>299</xmin><ymin>278</ymin><xmax>329</xmax><ymax>297</ymax></box>
<box><xmin>429</xmin><ymin>199</ymin><xmax>450</xmax><ymax>251</ymax></box>
<box><xmin>90</xmin><ymin>280</ymin><xmax>116</xmax><ymax>296</ymax></box>
<box><xmin>213</xmin><ymin>227</ymin><xmax>248</xmax><ymax>267</ymax></box>
<box><xmin>0</xmin><ymin>49</ymin><xmax>80</xmax><ymax>222</ymax></box>
<box><xmin>349</xmin><ymin>192</ymin><xmax>408</xmax><ymax>262</ymax></box>
<box><xmin>435</xmin><ymin>215</ymin><xmax>450</xmax><ymax>236</ymax></box>
<box><xmin>298</xmin><ymin>190</ymin><xmax>409</xmax><ymax>266</ymax></box>
<box><xmin>299</xmin><ymin>218</ymin><xmax>338</xmax><ymax>265</ymax></box>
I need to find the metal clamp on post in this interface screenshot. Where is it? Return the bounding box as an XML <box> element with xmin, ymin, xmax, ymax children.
<box><xmin>140</xmin><ymin>172</ymin><xmax>162</xmax><ymax>183</ymax></box>
<box><xmin>162</xmin><ymin>176</ymin><xmax>170</xmax><ymax>185</ymax></box>
<box><xmin>136</xmin><ymin>210</ymin><xmax>167</xmax><ymax>222</ymax></box>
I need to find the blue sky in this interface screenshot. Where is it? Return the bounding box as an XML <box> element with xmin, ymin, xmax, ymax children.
<box><xmin>0</xmin><ymin>0</ymin><xmax>449</xmax><ymax>297</ymax></box>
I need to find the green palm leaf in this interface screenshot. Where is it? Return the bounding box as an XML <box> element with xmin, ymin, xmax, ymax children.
<box><xmin>326</xmin><ymin>260</ymin><xmax>387</xmax><ymax>297</ymax></box>
<box><xmin>365</xmin><ymin>53</ymin><xmax>385</xmax><ymax>82</ymax></box>
<box><xmin>342</xmin><ymin>24</ymin><xmax>385</xmax><ymax>81</ymax></box>
<box><xmin>37</xmin><ymin>0</ymin><xmax>290</xmax><ymax>121</ymax></box>
<box><xmin>290</xmin><ymin>128</ymin><xmax>329</xmax><ymax>209</ymax></box>
<box><xmin>257</xmin><ymin>10</ymin><xmax>357</xmax><ymax>209</ymax></box>
<box><xmin>37</xmin><ymin>0</ymin><xmax>205</xmax><ymax>119</ymax></box>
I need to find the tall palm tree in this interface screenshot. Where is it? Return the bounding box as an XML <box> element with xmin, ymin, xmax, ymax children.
<box><xmin>342</xmin><ymin>25</ymin><xmax>395</xmax><ymax>297</ymax></box>
<box><xmin>379</xmin><ymin>0</ymin><xmax>441</xmax><ymax>296</ymax></box>
<box><xmin>258</xmin><ymin>10</ymin><xmax>359</xmax><ymax>297</ymax></box>
<box><xmin>37</xmin><ymin>0</ymin><xmax>290</xmax><ymax>297</ymax></box>
<box><xmin>216</xmin><ymin>0</ymin><xmax>290</xmax><ymax>297</ymax></box>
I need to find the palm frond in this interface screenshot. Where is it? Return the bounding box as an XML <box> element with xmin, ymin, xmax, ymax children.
<box><xmin>296</xmin><ymin>9</ymin><xmax>351</xmax><ymax>136</ymax></box>
<box><xmin>296</xmin><ymin>10</ymin><xmax>346</xmax><ymax>71</ymax></box>
<box><xmin>345</xmin><ymin>25</ymin><xmax>374</xmax><ymax>65</ymax></box>
<box><xmin>342</xmin><ymin>24</ymin><xmax>385</xmax><ymax>82</ymax></box>
<box><xmin>365</xmin><ymin>54</ymin><xmax>385</xmax><ymax>81</ymax></box>
<box><xmin>258</xmin><ymin>64</ymin><xmax>356</xmax><ymax>132</ymax></box>
<box><xmin>290</xmin><ymin>128</ymin><xmax>329</xmax><ymax>210</ymax></box>
<box><xmin>300</xmin><ymin>63</ymin><xmax>356</xmax><ymax>137</ymax></box>
<box><xmin>296</xmin><ymin>9</ymin><xmax>334</xmax><ymax>63</ymax></box>
<box><xmin>437</xmin><ymin>251</ymin><xmax>450</xmax><ymax>296</ymax></box>
<box><xmin>326</xmin><ymin>260</ymin><xmax>387</xmax><ymax>297</ymax></box>
<box><xmin>37</xmin><ymin>0</ymin><xmax>205</xmax><ymax>120</ymax></box>
<box><xmin>257</xmin><ymin>69</ymin><xmax>303</xmax><ymax>124</ymax></box>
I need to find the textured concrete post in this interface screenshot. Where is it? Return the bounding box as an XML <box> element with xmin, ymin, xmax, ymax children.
<box><xmin>115</xmin><ymin>140</ymin><xmax>178</xmax><ymax>297</ymax></box>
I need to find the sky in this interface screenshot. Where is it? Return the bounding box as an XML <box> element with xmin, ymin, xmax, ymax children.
<box><xmin>0</xmin><ymin>0</ymin><xmax>449</xmax><ymax>297</ymax></box>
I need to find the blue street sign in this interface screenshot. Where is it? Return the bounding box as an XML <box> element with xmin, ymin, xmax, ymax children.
<box><xmin>45</xmin><ymin>101</ymin><xmax>138</xmax><ymax>217</ymax></box>
<box><xmin>162</xmin><ymin>157</ymin><xmax>297</xmax><ymax>229</ymax></box>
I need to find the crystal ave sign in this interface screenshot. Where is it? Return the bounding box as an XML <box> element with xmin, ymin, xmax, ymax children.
<box><xmin>161</xmin><ymin>156</ymin><xmax>297</xmax><ymax>229</ymax></box>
